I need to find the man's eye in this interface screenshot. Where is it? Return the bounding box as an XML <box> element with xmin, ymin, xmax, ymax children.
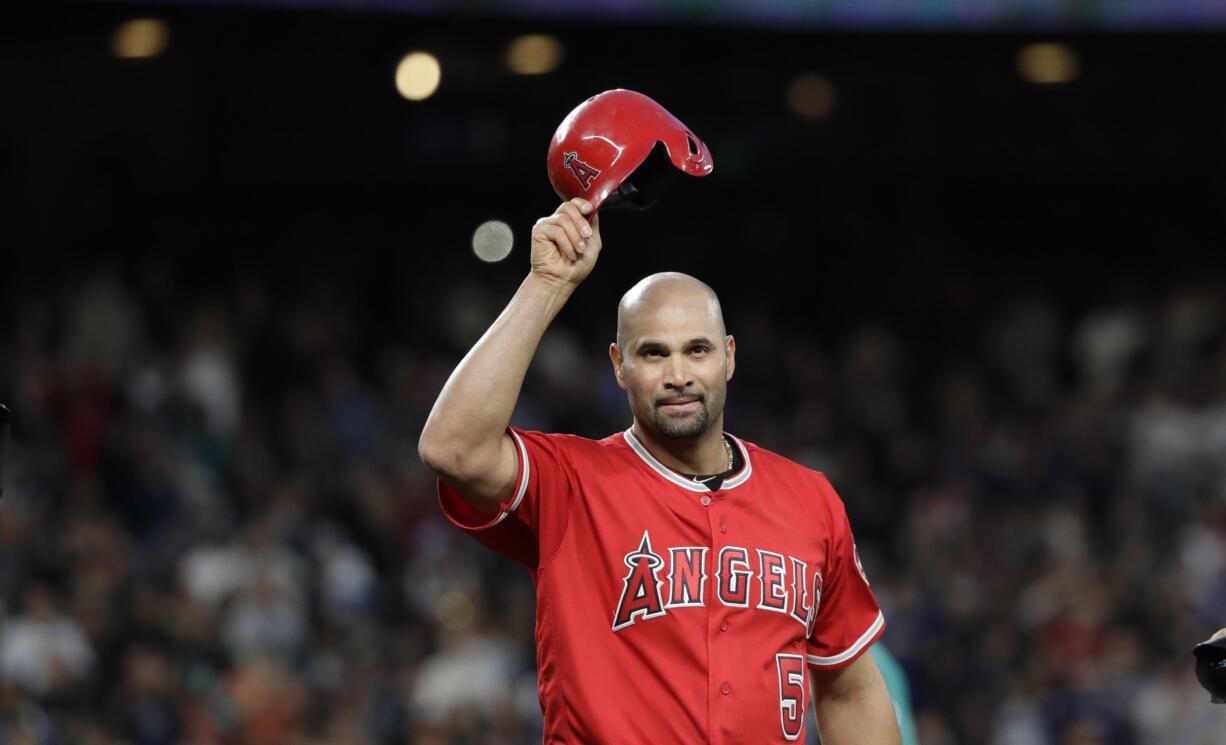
<box><xmin>691</xmin><ymin>346</ymin><xmax>708</xmax><ymax>354</ymax></box>
<box><xmin>645</xmin><ymin>350</ymin><xmax>665</xmax><ymax>358</ymax></box>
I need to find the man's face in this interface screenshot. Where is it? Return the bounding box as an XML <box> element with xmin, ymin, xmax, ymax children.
<box><xmin>611</xmin><ymin>294</ymin><xmax>735</xmax><ymax>441</ymax></box>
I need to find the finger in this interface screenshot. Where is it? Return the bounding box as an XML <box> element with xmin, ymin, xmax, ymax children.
<box><xmin>583</xmin><ymin>213</ymin><xmax>601</xmax><ymax>254</ymax></box>
<box><xmin>568</xmin><ymin>197</ymin><xmax>593</xmax><ymax>217</ymax></box>
<box><xmin>556</xmin><ymin>202</ymin><xmax>594</xmax><ymax>241</ymax></box>
<box><xmin>1212</xmin><ymin>628</ymin><xmax>1226</xmax><ymax>642</ymax></box>
<box><xmin>538</xmin><ymin>223</ymin><xmax>577</xmax><ymax>261</ymax></box>
<box><xmin>546</xmin><ymin>212</ymin><xmax>587</xmax><ymax>253</ymax></box>
<box><xmin>539</xmin><ymin>223</ymin><xmax>578</xmax><ymax>262</ymax></box>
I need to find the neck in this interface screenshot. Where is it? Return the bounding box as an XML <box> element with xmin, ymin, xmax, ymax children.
<box><xmin>631</xmin><ymin>418</ymin><xmax>728</xmax><ymax>475</ymax></box>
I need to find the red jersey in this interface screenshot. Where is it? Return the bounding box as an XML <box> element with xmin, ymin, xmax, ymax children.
<box><xmin>439</xmin><ymin>427</ymin><xmax>884</xmax><ymax>744</ymax></box>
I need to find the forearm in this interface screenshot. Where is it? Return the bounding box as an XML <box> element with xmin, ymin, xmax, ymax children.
<box><xmin>812</xmin><ymin>655</ymin><xmax>901</xmax><ymax>745</ymax></box>
<box><xmin>814</xmin><ymin>691</ymin><xmax>899</xmax><ymax>745</ymax></box>
<box><xmin>419</xmin><ymin>273</ymin><xmax>574</xmax><ymax>475</ymax></box>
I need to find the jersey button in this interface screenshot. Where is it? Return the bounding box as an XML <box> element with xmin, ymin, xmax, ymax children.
<box><xmin>719</xmin><ymin>523</ymin><xmax>727</xmax><ymax>533</ymax></box>
<box><xmin>721</xmin><ymin>683</ymin><xmax>731</xmax><ymax>695</ymax></box>
<box><xmin>719</xmin><ymin>621</ymin><xmax>728</xmax><ymax>632</ymax></box>
<box><xmin>700</xmin><ymin>496</ymin><xmax>712</xmax><ymax>506</ymax></box>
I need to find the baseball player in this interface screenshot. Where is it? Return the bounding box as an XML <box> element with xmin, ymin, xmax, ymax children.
<box><xmin>419</xmin><ymin>198</ymin><xmax>900</xmax><ymax>744</ymax></box>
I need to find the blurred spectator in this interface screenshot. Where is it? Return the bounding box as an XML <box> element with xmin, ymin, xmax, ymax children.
<box><xmin>0</xmin><ymin>584</ymin><xmax>94</xmax><ymax>697</ymax></box>
<box><xmin>1</xmin><ymin>262</ymin><xmax>1225</xmax><ymax>744</ymax></box>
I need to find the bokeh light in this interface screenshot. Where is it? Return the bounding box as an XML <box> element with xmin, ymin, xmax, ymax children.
<box><xmin>472</xmin><ymin>220</ymin><xmax>514</xmax><ymax>262</ymax></box>
<box><xmin>110</xmin><ymin>18</ymin><xmax>170</xmax><ymax>60</ymax></box>
<box><xmin>1017</xmin><ymin>42</ymin><xmax>1080</xmax><ymax>84</ymax></box>
<box><xmin>395</xmin><ymin>51</ymin><xmax>442</xmax><ymax>101</ymax></box>
<box><xmin>786</xmin><ymin>73</ymin><xmax>836</xmax><ymax>120</ymax></box>
<box><xmin>506</xmin><ymin>34</ymin><xmax>564</xmax><ymax>75</ymax></box>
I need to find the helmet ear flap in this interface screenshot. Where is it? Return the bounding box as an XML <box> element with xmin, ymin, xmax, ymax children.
<box><xmin>600</xmin><ymin>142</ymin><xmax>682</xmax><ymax>211</ymax></box>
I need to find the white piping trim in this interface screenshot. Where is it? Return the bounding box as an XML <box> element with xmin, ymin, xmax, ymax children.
<box><xmin>470</xmin><ymin>429</ymin><xmax>531</xmax><ymax>530</ymax></box>
<box><xmin>806</xmin><ymin>610</ymin><xmax>885</xmax><ymax>667</ymax></box>
<box><xmin>506</xmin><ymin>429</ymin><xmax>531</xmax><ymax>513</ymax></box>
<box><xmin>622</xmin><ymin>428</ymin><xmax>753</xmax><ymax>492</ymax></box>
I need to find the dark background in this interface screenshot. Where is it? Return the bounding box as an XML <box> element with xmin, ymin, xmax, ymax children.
<box><xmin>9</xmin><ymin>9</ymin><xmax>1226</xmax><ymax>313</ymax></box>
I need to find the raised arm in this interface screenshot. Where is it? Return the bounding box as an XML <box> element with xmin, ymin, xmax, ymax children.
<box><xmin>810</xmin><ymin>651</ymin><xmax>901</xmax><ymax>745</ymax></box>
<box><xmin>418</xmin><ymin>198</ymin><xmax>602</xmax><ymax>518</ymax></box>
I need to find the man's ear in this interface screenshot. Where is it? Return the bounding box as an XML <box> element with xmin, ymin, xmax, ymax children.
<box><xmin>725</xmin><ymin>335</ymin><xmax>736</xmax><ymax>382</ymax></box>
<box><xmin>609</xmin><ymin>342</ymin><xmax>627</xmax><ymax>390</ymax></box>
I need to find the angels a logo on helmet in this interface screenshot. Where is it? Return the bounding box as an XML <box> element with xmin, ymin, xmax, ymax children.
<box><xmin>563</xmin><ymin>152</ymin><xmax>601</xmax><ymax>191</ymax></box>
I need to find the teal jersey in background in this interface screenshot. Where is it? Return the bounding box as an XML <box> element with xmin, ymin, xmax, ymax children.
<box><xmin>806</xmin><ymin>644</ymin><xmax>919</xmax><ymax>745</ymax></box>
<box><xmin>873</xmin><ymin>644</ymin><xmax>920</xmax><ymax>745</ymax></box>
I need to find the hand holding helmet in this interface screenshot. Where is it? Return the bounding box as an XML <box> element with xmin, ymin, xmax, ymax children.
<box><xmin>530</xmin><ymin>198</ymin><xmax>603</xmax><ymax>290</ymax></box>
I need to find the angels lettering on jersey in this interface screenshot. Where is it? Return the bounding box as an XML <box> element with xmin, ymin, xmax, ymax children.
<box><xmin>612</xmin><ymin>529</ymin><xmax>824</xmax><ymax>634</ymax></box>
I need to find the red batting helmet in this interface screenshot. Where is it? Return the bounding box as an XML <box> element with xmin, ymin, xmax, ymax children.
<box><xmin>547</xmin><ymin>89</ymin><xmax>713</xmax><ymax>211</ymax></box>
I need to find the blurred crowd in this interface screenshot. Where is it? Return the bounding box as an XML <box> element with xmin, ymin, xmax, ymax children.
<box><xmin>1</xmin><ymin>260</ymin><xmax>1225</xmax><ymax>745</ymax></box>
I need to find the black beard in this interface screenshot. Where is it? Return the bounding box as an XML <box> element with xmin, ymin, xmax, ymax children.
<box><xmin>652</xmin><ymin>402</ymin><xmax>711</xmax><ymax>439</ymax></box>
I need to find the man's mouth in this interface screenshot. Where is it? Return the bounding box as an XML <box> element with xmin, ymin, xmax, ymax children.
<box><xmin>658</xmin><ymin>396</ymin><xmax>702</xmax><ymax>412</ymax></box>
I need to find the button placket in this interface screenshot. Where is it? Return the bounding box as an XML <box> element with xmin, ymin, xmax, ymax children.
<box><xmin>707</xmin><ymin>500</ymin><xmax>732</xmax><ymax>722</ymax></box>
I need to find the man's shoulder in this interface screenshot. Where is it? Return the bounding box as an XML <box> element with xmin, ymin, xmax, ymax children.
<box><xmin>510</xmin><ymin>426</ymin><xmax>630</xmax><ymax>457</ymax></box>
<box><xmin>735</xmin><ymin>436</ymin><xmax>823</xmax><ymax>477</ymax></box>
<box><xmin>736</xmin><ymin>437</ymin><xmax>833</xmax><ymax>487</ymax></box>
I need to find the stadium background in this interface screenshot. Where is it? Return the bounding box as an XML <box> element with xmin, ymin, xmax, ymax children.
<box><xmin>4</xmin><ymin>2</ymin><xmax>1226</xmax><ymax>743</ymax></box>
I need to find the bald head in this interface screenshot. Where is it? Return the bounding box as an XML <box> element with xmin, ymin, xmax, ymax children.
<box><xmin>616</xmin><ymin>272</ymin><xmax>725</xmax><ymax>351</ymax></box>
<box><xmin>611</xmin><ymin>272</ymin><xmax>734</xmax><ymax>443</ymax></box>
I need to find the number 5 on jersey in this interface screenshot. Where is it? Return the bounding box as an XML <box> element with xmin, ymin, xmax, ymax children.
<box><xmin>776</xmin><ymin>653</ymin><xmax>807</xmax><ymax>741</ymax></box>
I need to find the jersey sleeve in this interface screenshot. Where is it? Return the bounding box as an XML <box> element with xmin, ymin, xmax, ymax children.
<box><xmin>806</xmin><ymin>473</ymin><xmax>886</xmax><ymax>670</ymax></box>
<box><xmin>437</xmin><ymin>427</ymin><xmax>576</xmax><ymax>570</ymax></box>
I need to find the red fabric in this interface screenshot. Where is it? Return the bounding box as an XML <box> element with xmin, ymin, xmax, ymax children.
<box><xmin>439</xmin><ymin>428</ymin><xmax>884</xmax><ymax>744</ymax></box>
<box><xmin>547</xmin><ymin>89</ymin><xmax>714</xmax><ymax>210</ymax></box>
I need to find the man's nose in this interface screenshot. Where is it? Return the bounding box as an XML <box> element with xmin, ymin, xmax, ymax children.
<box><xmin>663</xmin><ymin>356</ymin><xmax>693</xmax><ymax>389</ymax></box>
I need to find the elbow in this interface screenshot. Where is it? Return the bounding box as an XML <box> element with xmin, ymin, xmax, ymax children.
<box><xmin>417</xmin><ymin>427</ymin><xmax>481</xmax><ymax>480</ymax></box>
<box><xmin>418</xmin><ymin>418</ymin><xmax>503</xmax><ymax>482</ymax></box>
<box><xmin>418</xmin><ymin>448</ymin><xmax>456</xmax><ymax>481</ymax></box>
<box><xmin>417</xmin><ymin>425</ymin><xmax>455</xmax><ymax>476</ymax></box>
